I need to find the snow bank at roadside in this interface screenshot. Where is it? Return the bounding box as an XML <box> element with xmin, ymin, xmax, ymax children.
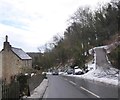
<box><xmin>68</xmin><ymin>61</ymin><xmax>119</xmax><ymax>86</ymax></box>
<box><xmin>66</xmin><ymin>43</ymin><xmax>120</xmax><ymax>86</ymax></box>
<box><xmin>83</xmin><ymin>44</ymin><xmax>119</xmax><ymax>86</ymax></box>
<box><xmin>81</xmin><ymin>67</ymin><xmax>119</xmax><ymax>86</ymax></box>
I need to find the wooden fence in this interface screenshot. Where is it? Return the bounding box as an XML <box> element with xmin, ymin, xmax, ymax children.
<box><xmin>1</xmin><ymin>74</ymin><xmax>46</xmax><ymax>99</ymax></box>
<box><xmin>2</xmin><ymin>80</ymin><xmax>20</xmax><ymax>99</ymax></box>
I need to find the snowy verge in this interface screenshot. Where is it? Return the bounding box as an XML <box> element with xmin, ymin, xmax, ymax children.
<box><xmin>23</xmin><ymin>79</ymin><xmax>48</xmax><ymax>99</ymax></box>
<box><xmin>65</xmin><ymin>62</ymin><xmax>119</xmax><ymax>86</ymax></box>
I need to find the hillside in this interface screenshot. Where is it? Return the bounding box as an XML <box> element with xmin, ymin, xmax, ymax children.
<box><xmin>34</xmin><ymin>0</ymin><xmax>120</xmax><ymax>71</ymax></box>
<box><xmin>107</xmin><ymin>44</ymin><xmax>120</xmax><ymax>70</ymax></box>
<box><xmin>104</xmin><ymin>33</ymin><xmax>120</xmax><ymax>70</ymax></box>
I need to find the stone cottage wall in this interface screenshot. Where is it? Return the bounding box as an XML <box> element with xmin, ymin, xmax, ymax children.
<box><xmin>2</xmin><ymin>49</ymin><xmax>31</xmax><ymax>84</ymax></box>
<box><xmin>2</xmin><ymin>49</ymin><xmax>32</xmax><ymax>84</ymax></box>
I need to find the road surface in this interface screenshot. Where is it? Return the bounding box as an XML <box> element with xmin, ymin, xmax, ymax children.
<box><xmin>95</xmin><ymin>47</ymin><xmax>111</xmax><ymax>68</ymax></box>
<box><xmin>43</xmin><ymin>75</ymin><xmax>118</xmax><ymax>99</ymax></box>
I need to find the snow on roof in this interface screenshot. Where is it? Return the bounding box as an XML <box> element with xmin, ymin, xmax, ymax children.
<box><xmin>12</xmin><ymin>47</ymin><xmax>32</xmax><ymax>60</ymax></box>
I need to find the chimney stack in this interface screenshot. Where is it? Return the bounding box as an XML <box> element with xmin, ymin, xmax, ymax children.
<box><xmin>3</xmin><ymin>35</ymin><xmax>11</xmax><ymax>50</ymax></box>
<box><xmin>5</xmin><ymin>35</ymin><xmax>8</xmax><ymax>42</ymax></box>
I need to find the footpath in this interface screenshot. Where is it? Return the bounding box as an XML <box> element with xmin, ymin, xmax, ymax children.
<box><xmin>23</xmin><ymin>79</ymin><xmax>48</xmax><ymax>99</ymax></box>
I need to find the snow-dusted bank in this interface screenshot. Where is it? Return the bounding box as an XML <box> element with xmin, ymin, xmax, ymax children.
<box><xmin>66</xmin><ymin>61</ymin><xmax>119</xmax><ymax>86</ymax></box>
<box><xmin>66</xmin><ymin>43</ymin><xmax>120</xmax><ymax>87</ymax></box>
<box><xmin>82</xmin><ymin>63</ymin><xmax>118</xmax><ymax>85</ymax></box>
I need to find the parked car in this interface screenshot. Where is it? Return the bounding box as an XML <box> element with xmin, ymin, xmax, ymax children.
<box><xmin>67</xmin><ymin>69</ymin><xmax>73</xmax><ymax>74</ymax></box>
<box><xmin>42</xmin><ymin>72</ymin><xmax>47</xmax><ymax>75</ymax></box>
<box><xmin>52</xmin><ymin>70</ymin><xmax>59</xmax><ymax>75</ymax></box>
<box><xmin>74</xmin><ymin>67</ymin><xmax>84</xmax><ymax>75</ymax></box>
<box><xmin>75</xmin><ymin>71</ymin><xmax>84</xmax><ymax>75</ymax></box>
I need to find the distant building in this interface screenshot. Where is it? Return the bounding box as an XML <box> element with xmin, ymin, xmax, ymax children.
<box><xmin>0</xmin><ymin>35</ymin><xmax>32</xmax><ymax>83</ymax></box>
<box><xmin>27</xmin><ymin>52</ymin><xmax>42</xmax><ymax>62</ymax></box>
<box><xmin>27</xmin><ymin>52</ymin><xmax>43</xmax><ymax>69</ymax></box>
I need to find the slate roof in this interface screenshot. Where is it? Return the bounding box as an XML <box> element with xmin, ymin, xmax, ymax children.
<box><xmin>12</xmin><ymin>47</ymin><xmax>32</xmax><ymax>60</ymax></box>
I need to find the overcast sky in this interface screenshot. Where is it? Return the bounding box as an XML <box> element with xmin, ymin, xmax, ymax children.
<box><xmin>0</xmin><ymin>0</ymin><xmax>111</xmax><ymax>52</ymax></box>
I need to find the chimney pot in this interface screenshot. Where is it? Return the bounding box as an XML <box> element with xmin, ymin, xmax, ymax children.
<box><xmin>5</xmin><ymin>35</ymin><xmax>8</xmax><ymax>42</ymax></box>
